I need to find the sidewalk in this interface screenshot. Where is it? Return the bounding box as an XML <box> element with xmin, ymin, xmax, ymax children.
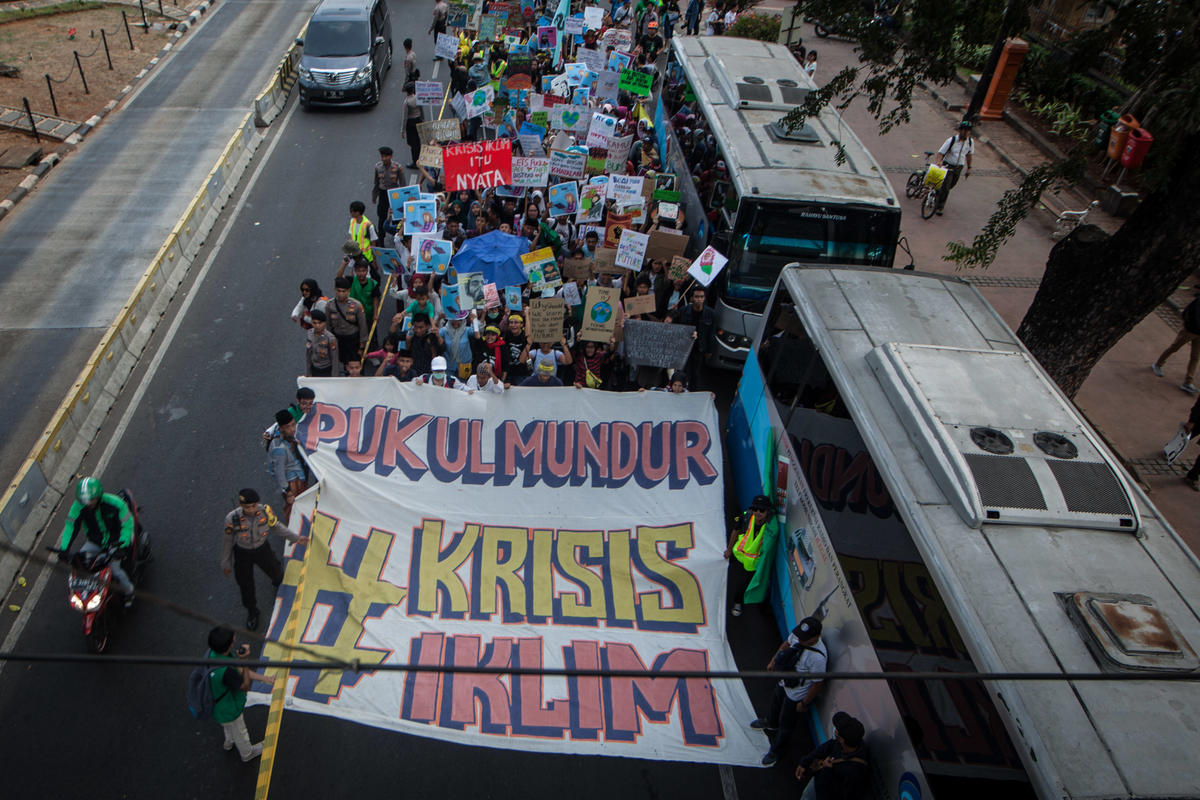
<box><xmin>762</xmin><ymin>20</ymin><xmax>1200</xmax><ymax>554</ymax></box>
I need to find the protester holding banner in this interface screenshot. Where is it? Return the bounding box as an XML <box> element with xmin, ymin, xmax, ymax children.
<box><xmin>666</xmin><ymin>285</ymin><xmax>715</xmax><ymax>390</ymax></box>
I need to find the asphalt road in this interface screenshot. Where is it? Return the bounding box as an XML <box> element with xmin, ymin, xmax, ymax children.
<box><xmin>0</xmin><ymin>0</ymin><xmax>319</xmax><ymax>485</ymax></box>
<box><xmin>0</xmin><ymin>2</ymin><xmax>805</xmax><ymax>796</ymax></box>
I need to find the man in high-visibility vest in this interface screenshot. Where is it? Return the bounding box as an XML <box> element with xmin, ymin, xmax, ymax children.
<box><xmin>725</xmin><ymin>494</ymin><xmax>779</xmax><ymax>617</ymax></box>
<box><xmin>348</xmin><ymin>200</ymin><xmax>378</xmax><ymax>279</ymax></box>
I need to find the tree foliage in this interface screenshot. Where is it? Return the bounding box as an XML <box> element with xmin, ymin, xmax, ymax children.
<box><xmin>726</xmin><ymin>11</ymin><xmax>781</xmax><ymax>42</ymax></box>
<box><xmin>782</xmin><ymin>0</ymin><xmax>1200</xmax><ymax>393</ymax></box>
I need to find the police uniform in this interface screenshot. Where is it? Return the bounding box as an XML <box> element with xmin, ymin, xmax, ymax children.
<box><xmin>221</xmin><ymin>489</ymin><xmax>300</xmax><ymax>629</ymax></box>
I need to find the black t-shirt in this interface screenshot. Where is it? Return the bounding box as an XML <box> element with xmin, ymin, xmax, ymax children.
<box><xmin>505</xmin><ymin>332</ymin><xmax>530</xmax><ymax>380</ymax></box>
<box><xmin>799</xmin><ymin>739</ymin><xmax>869</xmax><ymax>800</ymax></box>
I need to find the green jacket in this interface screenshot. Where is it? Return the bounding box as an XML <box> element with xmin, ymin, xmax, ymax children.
<box><xmin>741</xmin><ymin>513</ymin><xmax>779</xmax><ymax>605</ymax></box>
<box><xmin>208</xmin><ymin>650</ymin><xmax>248</xmax><ymax>724</ymax></box>
<box><xmin>60</xmin><ymin>492</ymin><xmax>134</xmax><ymax>551</ymax></box>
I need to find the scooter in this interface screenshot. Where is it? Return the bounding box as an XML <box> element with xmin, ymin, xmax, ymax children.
<box><xmin>55</xmin><ymin>489</ymin><xmax>152</xmax><ymax>653</ymax></box>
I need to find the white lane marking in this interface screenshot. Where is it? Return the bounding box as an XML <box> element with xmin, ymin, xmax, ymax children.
<box><xmin>0</xmin><ymin>100</ymin><xmax>300</xmax><ymax>677</ymax></box>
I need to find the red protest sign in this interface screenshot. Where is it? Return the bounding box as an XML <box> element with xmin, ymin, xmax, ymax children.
<box><xmin>442</xmin><ymin>139</ymin><xmax>514</xmax><ymax>191</ymax></box>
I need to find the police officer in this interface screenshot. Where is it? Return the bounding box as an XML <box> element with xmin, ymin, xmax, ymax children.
<box><xmin>221</xmin><ymin>488</ymin><xmax>305</xmax><ymax>630</ymax></box>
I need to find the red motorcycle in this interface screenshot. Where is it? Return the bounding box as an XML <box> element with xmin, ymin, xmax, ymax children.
<box><xmin>55</xmin><ymin>489</ymin><xmax>152</xmax><ymax>653</ymax></box>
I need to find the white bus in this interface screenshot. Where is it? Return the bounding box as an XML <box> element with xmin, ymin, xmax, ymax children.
<box><xmin>728</xmin><ymin>264</ymin><xmax>1200</xmax><ymax>799</ymax></box>
<box><xmin>661</xmin><ymin>36</ymin><xmax>901</xmax><ymax>370</ymax></box>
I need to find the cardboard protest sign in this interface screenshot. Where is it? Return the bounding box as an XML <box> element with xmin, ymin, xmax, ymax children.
<box><xmin>504</xmin><ymin>286</ymin><xmax>524</xmax><ymax>311</ymax></box>
<box><xmin>464</xmin><ymin>85</ymin><xmax>495</xmax><ymax>119</ymax></box>
<box><xmin>604</xmin><ymin>211</ymin><xmax>635</xmax><ymax>248</ymax></box>
<box><xmin>605</xmin><ymin>135</ymin><xmax>633</xmax><ymax>173</ymax></box>
<box><xmin>479</xmin><ymin>14</ymin><xmax>497</xmax><ymax>40</ymax></box>
<box><xmin>687</xmin><ymin>246</ymin><xmax>729</xmax><ymax>287</ymax></box>
<box><xmin>561</xmin><ymin>281</ymin><xmax>582</xmax><ymax>306</ymax></box>
<box><xmin>416</xmin><ymin>81</ymin><xmax>444</xmax><ymax>105</ymax></box>
<box><xmin>459</xmin><ymin>271</ymin><xmax>487</xmax><ymax>309</ymax></box>
<box><xmin>564</xmin><ymin>14</ymin><xmax>584</xmax><ymax>34</ymax></box>
<box><xmin>668</xmin><ymin>254</ymin><xmax>691</xmax><ymax>281</ymax></box>
<box><xmin>576</xmin><ymin>183</ymin><xmax>605</xmax><ymax>224</ymax></box>
<box><xmin>548</xmin><ymin>149</ymin><xmax>586</xmax><ymax>180</ymax></box>
<box><xmin>508</xmin><ymin>51</ymin><xmax>534</xmax><ymax>76</ymax></box>
<box><xmin>483</xmin><ymin>282</ymin><xmax>501</xmax><ymax>309</ymax></box>
<box><xmin>447</xmin><ymin>3</ymin><xmax>469</xmax><ymax>26</ymax></box>
<box><xmin>619</xmin><ymin>69</ymin><xmax>653</xmax><ymax>97</ymax></box>
<box><xmin>591</xmin><ymin>247</ymin><xmax>622</xmax><ymax>274</ymax></box>
<box><xmin>511</xmin><ymin>156</ymin><xmax>550</xmax><ymax>186</ymax></box>
<box><xmin>435</xmin><ymin>33</ymin><xmax>459</xmax><ymax>59</ymax></box>
<box><xmin>563</xmin><ymin>258</ymin><xmax>593</xmax><ymax>282</ymax></box>
<box><xmin>442</xmin><ymin>139</ymin><xmax>513</xmax><ymax>191</ymax></box>
<box><xmin>586</xmin><ymin>113</ymin><xmax>618</xmax><ymax>148</ymax></box>
<box><xmin>521</xmin><ymin>247</ymin><xmax>557</xmax><ymax>292</ymax></box>
<box><xmin>594</xmin><ymin>69</ymin><xmax>620</xmax><ymax>103</ymax></box>
<box><xmin>495</xmin><ymin>185</ymin><xmax>526</xmax><ymax>199</ymax></box>
<box><xmin>548</xmin><ymin>181</ymin><xmax>579</xmax><ymax>217</ymax></box>
<box><xmin>653</xmin><ymin>188</ymin><xmax>681</xmax><ymax>203</ymax></box>
<box><xmin>658</xmin><ymin>201</ymin><xmax>679</xmax><ymax>219</ymax></box>
<box><xmin>404</xmin><ymin>200</ymin><xmax>438</xmax><ymax>235</ymax></box>
<box><xmin>413</xmin><ymin>236</ymin><xmax>453</xmax><ymax>275</ymax></box>
<box><xmin>388</xmin><ymin>185</ymin><xmax>422</xmax><ymax>220</ymax></box>
<box><xmin>615</xmin><ymin>229</ymin><xmax>650</xmax><ymax>270</ymax></box>
<box><xmin>418</xmin><ymin>144</ymin><xmax>444</xmax><ymax>169</ymax></box>
<box><xmin>517</xmin><ymin>133</ymin><xmax>545</xmax><ymax>157</ymax></box>
<box><xmin>585</xmin><ymin>148</ymin><xmax>608</xmax><ymax>175</ymax></box>
<box><xmin>608</xmin><ymin>174</ymin><xmax>644</xmax><ymax>204</ymax></box>
<box><xmin>579</xmin><ymin>286</ymin><xmax>620</xmax><ymax>342</ymax></box>
<box><xmin>623</xmin><ymin>319</ymin><xmax>696</xmax><ymax>369</ymax></box>
<box><xmin>551</xmin><ymin>105</ymin><xmax>591</xmax><ymax>133</ymax></box>
<box><xmin>576</xmin><ymin>47</ymin><xmax>605</xmax><ymax>75</ymax></box>
<box><xmin>600</xmin><ymin>26</ymin><xmax>632</xmax><ymax>52</ymax></box>
<box><xmin>441</xmin><ymin>283</ymin><xmax>461</xmax><ymax>317</ymax></box>
<box><xmin>624</xmin><ymin>294</ymin><xmax>657</xmax><ymax>317</ymax></box>
<box><xmin>537</xmin><ymin>25</ymin><xmax>558</xmax><ymax>48</ymax></box>
<box><xmin>583</xmin><ymin>5</ymin><xmax>603</xmax><ymax>29</ymax></box>
<box><xmin>528</xmin><ymin>297</ymin><xmax>563</xmax><ymax>342</ymax></box>
<box><xmin>372</xmin><ymin>247</ymin><xmax>403</xmax><ymax>275</ymax></box>
<box><xmin>608</xmin><ymin>51</ymin><xmax>632</xmax><ymax>72</ymax></box>
<box><xmin>646</xmin><ymin>229</ymin><xmax>689</xmax><ymax>262</ymax></box>
<box><xmin>417</xmin><ymin>118</ymin><xmax>462</xmax><ymax>144</ymax></box>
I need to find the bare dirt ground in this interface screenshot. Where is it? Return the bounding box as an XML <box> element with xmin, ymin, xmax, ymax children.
<box><xmin>0</xmin><ymin>2</ymin><xmax>185</xmax><ymax>200</ymax></box>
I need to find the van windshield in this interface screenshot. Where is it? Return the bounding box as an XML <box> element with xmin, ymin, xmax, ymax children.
<box><xmin>305</xmin><ymin>19</ymin><xmax>370</xmax><ymax>57</ymax></box>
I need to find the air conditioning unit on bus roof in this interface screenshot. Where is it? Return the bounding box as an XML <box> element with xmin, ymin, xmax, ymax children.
<box><xmin>704</xmin><ymin>56</ymin><xmax>811</xmax><ymax>111</ymax></box>
<box><xmin>866</xmin><ymin>343</ymin><xmax>1140</xmax><ymax>533</ymax></box>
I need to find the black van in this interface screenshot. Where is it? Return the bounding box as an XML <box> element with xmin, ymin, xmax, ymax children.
<box><xmin>296</xmin><ymin>0</ymin><xmax>392</xmax><ymax>108</ymax></box>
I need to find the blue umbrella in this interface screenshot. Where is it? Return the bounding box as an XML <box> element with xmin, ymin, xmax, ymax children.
<box><xmin>451</xmin><ymin>231</ymin><xmax>531</xmax><ymax>288</ymax></box>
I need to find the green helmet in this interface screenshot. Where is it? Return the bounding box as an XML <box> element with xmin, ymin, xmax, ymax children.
<box><xmin>75</xmin><ymin>477</ymin><xmax>103</xmax><ymax>504</ymax></box>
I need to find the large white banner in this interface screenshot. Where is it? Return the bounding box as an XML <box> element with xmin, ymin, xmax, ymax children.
<box><xmin>256</xmin><ymin>380</ymin><xmax>762</xmax><ymax>765</ymax></box>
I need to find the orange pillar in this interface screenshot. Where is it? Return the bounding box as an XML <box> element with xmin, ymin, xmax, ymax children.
<box><xmin>980</xmin><ymin>38</ymin><xmax>1030</xmax><ymax>121</ymax></box>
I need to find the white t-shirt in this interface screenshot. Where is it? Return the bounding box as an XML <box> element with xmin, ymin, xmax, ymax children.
<box><xmin>704</xmin><ymin>10</ymin><xmax>718</xmax><ymax>34</ymax></box>
<box><xmin>938</xmin><ymin>135</ymin><xmax>974</xmax><ymax>166</ymax></box>
<box><xmin>459</xmin><ymin>374</ymin><xmax>506</xmax><ymax>393</ymax></box>
<box><xmin>780</xmin><ymin>635</ymin><xmax>828</xmax><ymax>702</ymax></box>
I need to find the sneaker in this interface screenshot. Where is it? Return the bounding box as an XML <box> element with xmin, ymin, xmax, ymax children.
<box><xmin>242</xmin><ymin>743</ymin><xmax>264</xmax><ymax>763</ymax></box>
<box><xmin>761</xmin><ymin>751</ymin><xmax>778</xmax><ymax>767</ymax></box>
<box><xmin>1185</xmin><ymin>477</ymin><xmax>1200</xmax><ymax>492</ymax></box>
<box><xmin>935</xmin><ymin>208</ymin><xmax>944</xmax><ymax>216</ymax></box>
<box><xmin>123</xmin><ymin>593</ymin><xmax>135</xmax><ymax>610</ymax></box>
<box><xmin>223</xmin><ymin>740</ymin><xmax>235</xmax><ymax>752</ymax></box>
<box><xmin>1152</xmin><ymin>363</ymin><xmax>1164</xmax><ymax>377</ymax></box>
<box><xmin>246</xmin><ymin>609</ymin><xmax>260</xmax><ymax>631</ymax></box>
<box><xmin>731</xmin><ymin>603</ymin><xmax>743</xmax><ymax>617</ymax></box>
<box><xmin>1182</xmin><ymin>383</ymin><xmax>1199</xmax><ymax>394</ymax></box>
<box><xmin>749</xmin><ymin>719</ymin><xmax>777</xmax><ymax>732</ymax></box>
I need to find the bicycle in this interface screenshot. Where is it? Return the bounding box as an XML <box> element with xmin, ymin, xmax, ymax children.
<box><xmin>904</xmin><ymin>151</ymin><xmax>946</xmax><ymax>220</ymax></box>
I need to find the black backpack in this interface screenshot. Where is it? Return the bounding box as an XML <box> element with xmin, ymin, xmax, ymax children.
<box><xmin>186</xmin><ymin>664</ymin><xmax>230</xmax><ymax>720</ymax></box>
<box><xmin>772</xmin><ymin>643</ymin><xmax>825</xmax><ymax>688</ymax></box>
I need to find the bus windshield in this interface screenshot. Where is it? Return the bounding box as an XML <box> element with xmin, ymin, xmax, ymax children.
<box><xmin>728</xmin><ymin>203</ymin><xmax>899</xmax><ymax>289</ymax></box>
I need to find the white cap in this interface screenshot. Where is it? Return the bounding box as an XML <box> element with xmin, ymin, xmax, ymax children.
<box><xmin>431</xmin><ymin>356</ymin><xmax>448</xmax><ymax>371</ymax></box>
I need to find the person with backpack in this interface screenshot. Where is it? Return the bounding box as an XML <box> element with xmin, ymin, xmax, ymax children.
<box><xmin>198</xmin><ymin>626</ymin><xmax>275</xmax><ymax>762</ymax></box>
<box><xmin>795</xmin><ymin>711</ymin><xmax>870</xmax><ymax>799</ymax></box>
<box><xmin>751</xmin><ymin>616</ymin><xmax>828</xmax><ymax>767</ymax></box>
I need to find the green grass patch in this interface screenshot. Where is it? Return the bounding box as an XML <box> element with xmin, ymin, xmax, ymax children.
<box><xmin>0</xmin><ymin>1</ymin><xmax>106</xmax><ymax>25</ymax></box>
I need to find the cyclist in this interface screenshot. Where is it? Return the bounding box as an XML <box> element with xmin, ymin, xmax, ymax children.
<box><xmin>934</xmin><ymin>120</ymin><xmax>974</xmax><ymax>215</ymax></box>
<box><xmin>58</xmin><ymin>477</ymin><xmax>136</xmax><ymax>607</ymax></box>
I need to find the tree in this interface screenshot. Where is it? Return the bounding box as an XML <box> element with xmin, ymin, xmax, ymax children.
<box><xmin>784</xmin><ymin>0</ymin><xmax>1200</xmax><ymax>397</ymax></box>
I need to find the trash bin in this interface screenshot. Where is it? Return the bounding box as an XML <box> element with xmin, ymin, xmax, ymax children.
<box><xmin>1106</xmin><ymin>113</ymin><xmax>1139</xmax><ymax>161</ymax></box>
<box><xmin>1093</xmin><ymin>109</ymin><xmax>1119</xmax><ymax>151</ymax></box>
<box><xmin>1121</xmin><ymin>127</ymin><xmax>1153</xmax><ymax>169</ymax></box>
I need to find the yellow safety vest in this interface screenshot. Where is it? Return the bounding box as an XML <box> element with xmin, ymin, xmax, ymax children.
<box><xmin>733</xmin><ymin>516</ymin><xmax>765</xmax><ymax>571</ymax></box>
<box><xmin>350</xmin><ymin>217</ymin><xmax>374</xmax><ymax>263</ymax></box>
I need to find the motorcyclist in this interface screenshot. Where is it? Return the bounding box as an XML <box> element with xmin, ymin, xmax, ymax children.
<box><xmin>58</xmin><ymin>477</ymin><xmax>136</xmax><ymax>608</ymax></box>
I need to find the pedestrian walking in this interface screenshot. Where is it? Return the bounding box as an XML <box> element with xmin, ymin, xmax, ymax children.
<box><xmin>326</xmin><ymin>277</ymin><xmax>368</xmax><ymax>370</ymax></box>
<box><xmin>205</xmin><ymin>626</ymin><xmax>275</xmax><ymax>762</ymax></box>
<box><xmin>752</xmin><ymin>617</ymin><xmax>828</xmax><ymax>767</ymax></box>
<box><xmin>403</xmin><ymin>37</ymin><xmax>418</xmax><ymax>81</ymax></box>
<box><xmin>685</xmin><ymin>0</ymin><xmax>702</xmax><ymax>35</ymax></box>
<box><xmin>429</xmin><ymin>0</ymin><xmax>449</xmax><ymax>59</ymax></box>
<box><xmin>305</xmin><ymin>309</ymin><xmax>337</xmax><ymax>377</ymax></box>
<box><xmin>266</xmin><ymin>410</ymin><xmax>311</xmax><ymax>524</ymax></box>
<box><xmin>348</xmin><ymin>201</ymin><xmax>378</xmax><ymax>276</ymax></box>
<box><xmin>371</xmin><ymin>146</ymin><xmax>404</xmax><ymax>236</ymax></box>
<box><xmin>220</xmin><ymin>488</ymin><xmax>304</xmax><ymax>631</ymax></box>
<box><xmin>933</xmin><ymin>121</ymin><xmax>973</xmax><ymax>215</ymax></box>
<box><xmin>1152</xmin><ymin>294</ymin><xmax>1200</xmax><ymax>393</ymax></box>
<box><xmin>404</xmin><ymin>82</ymin><xmax>424</xmax><ymax>168</ymax></box>
<box><xmin>1178</xmin><ymin>394</ymin><xmax>1200</xmax><ymax>490</ymax></box>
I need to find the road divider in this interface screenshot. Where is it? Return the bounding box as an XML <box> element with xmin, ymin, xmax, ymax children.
<box><xmin>0</xmin><ymin>30</ymin><xmax>305</xmax><ymax>599</ymax></box>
